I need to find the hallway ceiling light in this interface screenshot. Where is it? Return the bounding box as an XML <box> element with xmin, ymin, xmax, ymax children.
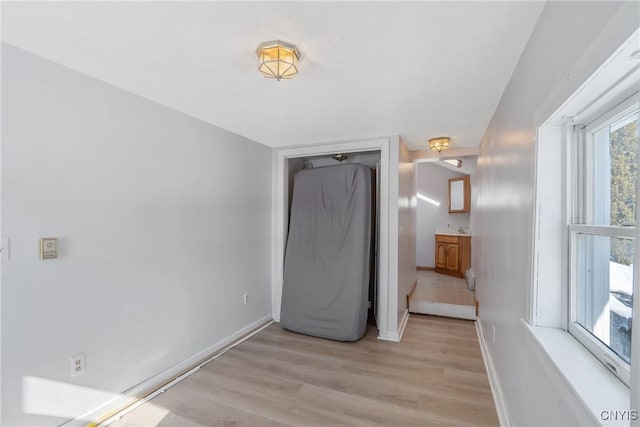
<box><xmin>428</xmin><ymin>137</ymin><xmax>450</xmax><ymax>153</ymax></box>
<box><xmin>256</xmin><ymin>40</ymin><xmax>300</xmax><ymax>81</ymax></box>
<box><xmin>443</xmin><ymin>159</ymin><xmax>462</xmax><ymax>168</ymax></box>
<box><xmin>332</xmin><ymin>153</ymin><xmax>348</xmax><ymax>163</ymax></box>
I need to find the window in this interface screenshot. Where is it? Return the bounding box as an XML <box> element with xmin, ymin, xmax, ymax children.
<box><xmin>569</xmin><ymin>96</ymin><xmax>639</xmax><ymax>385</ymax></box>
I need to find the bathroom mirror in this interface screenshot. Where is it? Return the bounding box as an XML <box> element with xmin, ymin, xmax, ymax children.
<box><xmin>449</xmin><ymin>176</ymin><xmax>470</xmax><ymax>213</ymax></box>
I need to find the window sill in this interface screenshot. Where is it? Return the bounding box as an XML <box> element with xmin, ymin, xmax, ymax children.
<box><xmin>521</xmin><ymin>319</ymin><xmax>629</xmax><ymax>426</ymax></box>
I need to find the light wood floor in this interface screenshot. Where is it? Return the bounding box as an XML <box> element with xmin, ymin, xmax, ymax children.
<box><xmin>111</xmin><ymin>315</ymin><xmax>498</xmax><ymax>427</ymax></box>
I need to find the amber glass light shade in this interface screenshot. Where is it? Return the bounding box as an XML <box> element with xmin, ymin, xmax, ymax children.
<box><xmin>429</xmin><ymin>137</ymin><xmax>451</xmax><ymax>153</ymax></box>
<box><xmin>256</xmin><ymin>40</ymin><xmax>300</xmax><ymax>81</ymax></box>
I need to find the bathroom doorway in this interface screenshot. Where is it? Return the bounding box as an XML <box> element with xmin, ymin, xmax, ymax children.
<box><xmin>410</xmin><ymin>156</ymin><xmax>477</xmax><ymax>319</ymax></box>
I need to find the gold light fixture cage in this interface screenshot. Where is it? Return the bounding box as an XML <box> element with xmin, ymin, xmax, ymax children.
<box><xmin>332</xmin><ymin>153</ymin><xmax>348</xmax><ymax>163</ymax></box>
<box><xmin>256</xmin><ymin>40</ymin><xmax>300</xmax><ymax>81</ymax></box>
<box><xmin>428</xmin><ymin>137</ymin><xmax>451</xmax><ymax>153</ymax></box>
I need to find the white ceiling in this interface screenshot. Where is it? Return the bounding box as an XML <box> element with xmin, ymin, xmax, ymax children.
<box><xmin>1</xmin><ymin>1</ymin><xmax>545</xmax><ymax>150</ymax></box>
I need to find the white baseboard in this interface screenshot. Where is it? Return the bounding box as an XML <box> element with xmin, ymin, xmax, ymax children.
<box><xmin>475</xmin><ymin>319</ymin><xmax>511</xmax><ymax>427</ymax></box>
<box><xmin>376</xmin><ymin>329</ymin><xmax>395</xmax><ymax>341</ymax></box>
<box><xmin>63</xmin><ymin>314</ymin><xmax>273</xmax><ymax>427</ymax></box>
<box><xmin>378</xmin><ymin>309</ymin><xmax>410</xmax><ymax>342</ymax></box>
<box><xmin>396</xmin><ymin>309</ymin><xmax>410</xmax><ymax>341</ymax></box>
<box><xmin>409</xmin><ymin>300</ymin><xmax>476</xmax><ymax>320</ymax></box>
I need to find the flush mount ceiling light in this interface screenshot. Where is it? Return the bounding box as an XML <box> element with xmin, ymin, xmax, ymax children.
<box><xmin>332</xmin><ymin>153</ymin><xmax>348</xmax><ymax>163</ymax></box>
<box><xmin>256</xmin><ymin>40</ymin><xmax>300</xmax><ymax>81</ymax></box>
<box><xmin>428</xmin><ymin>137</ymin><xmax>451</xmax><ymax>153</ymax></box>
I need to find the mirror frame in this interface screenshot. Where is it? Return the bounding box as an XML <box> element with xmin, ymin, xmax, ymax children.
<box><xmin>448</xmin><ymin>176</ymin><xmax>470</xmax><ymax>213</ymax></box>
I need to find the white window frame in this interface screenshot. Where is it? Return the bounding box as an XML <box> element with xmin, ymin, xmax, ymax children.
<box><xmin>567</xmin><ymin>94</ymin><xmax>639</xmax><ymax>387</ymax></box>
<box><xmin>529</xmin><ymin>29</ymin><xmax>640</xmax><ymax>421</ymax></box>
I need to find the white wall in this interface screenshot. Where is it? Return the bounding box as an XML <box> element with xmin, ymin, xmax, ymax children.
<box><xmin>396</xmin><ymin>140</ymin><xmax>416</xmax><ymax>328</ymax></box>
<box><xmin>1</xmin><ymin>44</ymin><xmax>272</xmax><ymax>426</ymax></box>
<box><xmin>416</xmin><ymin>163</ymin><xmax>470</xmax><ymax>267</ymax></box>
<box><xmin>472</xmin><ymin>2</ymin><xmax>639</xmax><ymax>425</ymax></box>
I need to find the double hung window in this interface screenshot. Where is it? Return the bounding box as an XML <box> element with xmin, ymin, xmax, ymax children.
<box><xmin>569</xmin><ymin>96</ymin><xmax>639</xmax><ymax>385</ymax></box>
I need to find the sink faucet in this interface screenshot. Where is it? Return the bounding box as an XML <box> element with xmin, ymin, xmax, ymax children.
<box><xmin>458</xmin><ymin>227</ymin><xmax>465</xmax><ymax>234</ymax></box>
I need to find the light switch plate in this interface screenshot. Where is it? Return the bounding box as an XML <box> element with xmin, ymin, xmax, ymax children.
<box><xmin>40</xmin><ymin>238</ymin><xmax>58</xmax><ymax>259</ymax></box>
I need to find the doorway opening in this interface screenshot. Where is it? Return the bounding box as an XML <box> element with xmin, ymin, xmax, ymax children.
<box><xmin>272</xmin><ymin>138</ymin><xmax>394</xmax><ymax>340</ymax></box>
<box><xmin>286</xmin><ymin>151</ymin><xmax>381</xmax><ymax>325</ymax></box>
<box><xmin>410</xmin><ymin>156</ymin><xmax>477</xmax><ymax>320</ymax></box>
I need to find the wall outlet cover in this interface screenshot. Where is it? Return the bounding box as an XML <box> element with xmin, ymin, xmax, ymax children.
<box><xmin>71</xmin><ymin>353</ymin><xmax>85</xmax><ymax>377</ymax></box>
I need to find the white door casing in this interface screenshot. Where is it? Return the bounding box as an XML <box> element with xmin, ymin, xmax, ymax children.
<box><xmin>271</xmin><ymin>137</ymin><xmax>397</xmax><ymax>340</ymax></box>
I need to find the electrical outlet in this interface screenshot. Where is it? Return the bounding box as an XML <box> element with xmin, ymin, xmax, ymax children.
<box><xmin>71</xmin><ymin>353</ymin><xmax>85</xmax><ymax>377</ymax></box>
<box><xmin>492</xmin><ymin>325</ymin><xmax>496</xmax><ymax>344</ymax></box>
<box><xmin>243</xmin><ymin>293</ymin><xmax>249</xmax><ymax>305</ymax></box>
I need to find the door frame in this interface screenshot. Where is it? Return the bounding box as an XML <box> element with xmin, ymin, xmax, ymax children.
<box><xmin>271</xmin><ymin>137</ymin><xmax>395</xmax><ymax>340</ymax></box>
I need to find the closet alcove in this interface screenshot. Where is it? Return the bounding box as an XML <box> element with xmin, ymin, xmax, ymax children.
<box><xmin>282</xmin><ymin>150</ymin><xmax>381</xmax><ymax>338</ymax></box>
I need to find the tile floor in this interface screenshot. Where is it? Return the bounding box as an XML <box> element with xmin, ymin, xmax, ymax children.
<box><xmin>413</xmin><ymin>270</ymin><xmax>476</xmax><ymax>307</ymax></box>
<box><xmin>409</xmin><ymin>270</ymin><xmax>476</xmax><ymax>319</ymax></box>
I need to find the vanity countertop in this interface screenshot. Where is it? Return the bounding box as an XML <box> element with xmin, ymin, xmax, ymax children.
<box><xmin>435</xmin><ymin>228</ymin><xmax>471</xmax><ymax>237</ymax></box>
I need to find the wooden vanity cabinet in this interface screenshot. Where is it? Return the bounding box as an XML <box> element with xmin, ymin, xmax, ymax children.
<box><xmin>434</xmin><ymin>234</ymin><xmax>471</xmax><ymax>278</ymax></box>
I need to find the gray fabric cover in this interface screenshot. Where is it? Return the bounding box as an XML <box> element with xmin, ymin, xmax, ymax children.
<box><xmin>281</xmin><ymin>163</ymin><xmax>371</xmax><ymax>341</ymax></box>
